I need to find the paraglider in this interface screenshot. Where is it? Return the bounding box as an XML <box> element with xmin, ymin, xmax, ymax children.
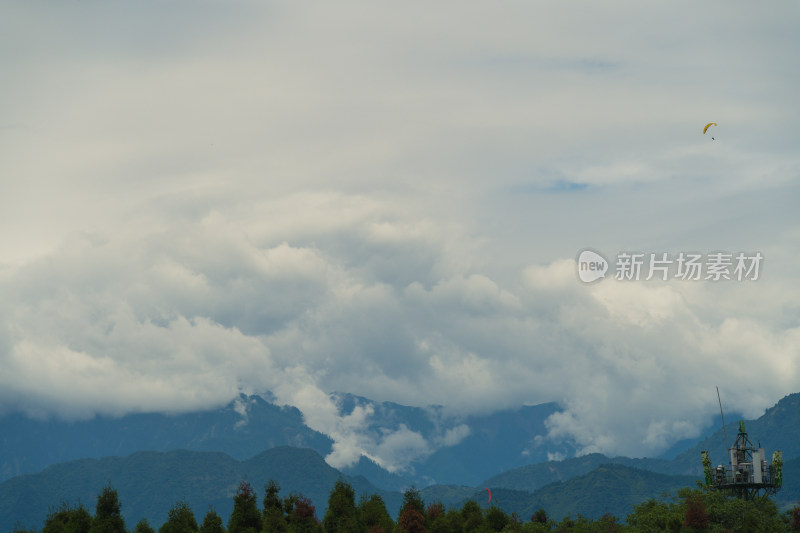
<box><xmin>486</xmin><ymin>487</ymin><xmax>492</xmax><ymax>503</ymax></box>
<box><xmin>704</xmin><ymin>122</ymin><xmax>717</xmax><ymax>140</ymax></box>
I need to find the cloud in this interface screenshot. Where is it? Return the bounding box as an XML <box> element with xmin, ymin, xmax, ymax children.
<box><xmin>0</xmin><ymin>0</ymin><xmax>798</xmax><ymax>469</ymax></box>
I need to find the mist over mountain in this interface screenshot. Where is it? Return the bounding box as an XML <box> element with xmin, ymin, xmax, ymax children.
<box><xmin>332</xmin><ymin>393</ymin><xmax>575</xmax><ymax>486</ymax></box>
<box><xmin>2</xmin><ymin>391</ymin><xmax>800</xmax><ymax>530</ymax></box>
<box><xmin>0</xmin><ymin>394</ymin><xmax>333</xmax><ymax>482</ymax></box>
<box><xmin>4</xmin><ymin>392</ymin><xmax>795</xmax><ymax>491</ymax></box>
<box><xmin>0</xmin><ymin>393</ymin><xmax>576</xmax><ymax>488</ymax></box>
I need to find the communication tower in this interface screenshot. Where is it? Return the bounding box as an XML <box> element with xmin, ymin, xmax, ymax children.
<box><xmin>701</xmin><ymin>389</ymin><xmax>782</xmax><ymax>500</ymax></box>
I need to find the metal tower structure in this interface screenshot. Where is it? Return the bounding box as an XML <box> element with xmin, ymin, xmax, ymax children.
<box><xmin>701</xmin><ymin>420</ymin><xmax>782</xmax><ymax>500</ymax></box>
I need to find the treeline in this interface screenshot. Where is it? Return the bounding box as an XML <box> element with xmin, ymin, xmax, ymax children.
<box><xmin>15</xmin><ymin>479</ymin><xmax>800</xmax><ymax>533</ymax></box>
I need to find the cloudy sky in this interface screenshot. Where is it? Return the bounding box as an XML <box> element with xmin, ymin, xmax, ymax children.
<box><xmin>1</xmin><ymin>1</ymin><xmax>798</xmax><ymax>471</ymax></box>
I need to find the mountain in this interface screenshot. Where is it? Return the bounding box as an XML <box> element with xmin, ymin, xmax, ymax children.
<box><xmin>3</xmin><ymin>389</ymin><xmax>798</xmax><ymax>515</ymax></box>
<box><xmin>0</xmin><ymin>445</ymin><xmax>702</xmax><ymax>531</ymax></box>
<box><xmin>334</xmin><ymin>393</ymin><xmax>573</xmax><ymax>486</ymax></box>
<box><xmin>5</xmin><ymin>444</ymin><xmax>799</xmax><ymax>530</ymax></box>
<box><xmin>0</xmin><ymin>446</ymin><xmax>399</xmax><ymax>533</ymax></box>
<box><xmin>1</xmin><ymin>392</ymin><xmax>569</xmax><ymax>489</ymax></box>
<box><xmin>481</xmin><ymin>452</ymin><xmax>681</xmax><ymax>494</ymax></box>
<box><xmin>416</xmin><ymin>402</ymin><xmax>574</xmax><ymax>486</ymax></box>
<box><xmin>420</xmin><ymin>484</ymin><xmax>533</xmax><ymax>515</ymax></box>
<box><xmin>0</xmin><ymin>394</ymin><xmax>333</xmax><ymax>482</ymax></box>
<box><xmin>522</xmin><ymin>463</ymin><xmax>699</xmax><ymax>521</ymax></box>
<box><xmin>421</xmin><ymin>463</ymin><xmax>700</xmax><ymax>521</ymax></box>
<box><xmin>668</xmin><ymin>392</ymin><xmax>800</xmax><ymax>477</ymax></box>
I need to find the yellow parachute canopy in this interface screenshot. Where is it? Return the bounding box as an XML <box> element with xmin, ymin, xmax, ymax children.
<box><xmin>703</xmin><ymin>122</ymin><xmax>717</xmax><ymax>134</ymax></box>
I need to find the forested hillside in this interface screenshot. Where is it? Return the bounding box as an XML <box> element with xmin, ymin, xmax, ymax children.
<box><xmin>14</xmin><ymin>476</ymin><xmax>796</xmax><ymax>532</ymax></box>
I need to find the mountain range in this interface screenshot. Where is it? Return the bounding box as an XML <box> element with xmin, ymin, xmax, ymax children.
<box><xmin>2</xmin><ymin>391</ymin><xmax>798</xmax><ymax>530</ymax></box>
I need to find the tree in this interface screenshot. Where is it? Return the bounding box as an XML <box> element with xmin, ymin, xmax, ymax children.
<box><xmin>159</xmin><ymin>501</ymin><xmax>199</xmax><ymax>533</ymax></box>
<box><xmin>460</xmin><ymin>501</ymin><xmax>483</xmax><ymax>533</ymax></box>
<box><xmin>285</xmin><ymin>494</ymin><xmax>321</xmax><ymax>533</ymax></box>
<box><xmin>133</xmin><ymin>519</ymin><xmax>156</xmax><ymax>533</ymax></box>
<box><xmin>262</xmin><ymin>480</ymin><xmax>287</xmax><ymax>533</ymax></box>
<box><xmin>425</xmin><ymin>502</ymin><xmax>444</xmax><ymax>524</ymax></box>
<box><xmin>199</xmin><ymin>509</ymin><xmax>225</xmax><ymax>533</ymax></box>
<box><xmin>430</xmin><ymin>509</ymin><xmax>462</xmax><ymax>533</ymax></box>
<box><xmin>358</xmin><ymin>494</ymin><xmax>394</xmax><ymax>533</ymax></box>
<box><xmin>397</xmin><ymin>508</ymin><xmax>427</xmax><ymax>533</ymax></box>
<box><xmin>791</xmin><ymin>503</ymin><xmax>800</xmax><ymax>532</ymax></box>
<box><xmin>228</xmin><ymin>481</ymin><xmax>260</xmax><ymax>533</ymax></box>
<box><xmin>322</xmin><ymin>479</ymin><xmax>362</xmax><ymax>533</ymax></box>
<box><xmin>43</xmin><ymin>502</ymin><xmax>93</xmax><ymax>533</ymax></box>
<box><xmin>89</xmin><ymin>486</ymin><xmax>126</xmax><ymax>533</ymax></box>
<box><xmin>595</xmin><ymin>513</ymin><xmax>623</xmax><ymax>533</ymax></box>
<box><xmin>683</xmin><ymin>493</ymin><xmax>709</xmax><ymax>531</ymax></box>
<box><xmin>399</xmin><ymin>487</ymin><xmax>426</xmax><ymax>519</ymax></box>
<box><xmin>483</xmin><ymin>506</ymin><xmax>508</xmax><ymax>532</ymax></box>
<box><xmin>531</xmin><ymin>509</ymin><xmax>547</xmax><ymax>525</ymax></box>
<box><xmin>626</xmin><ymin>497</ymin><xmax>682</xmax><ymax>532</ymax></box>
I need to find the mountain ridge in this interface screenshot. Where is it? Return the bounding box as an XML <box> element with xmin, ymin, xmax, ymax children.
<box><xmin>0</xmin><ymin>446</ymin><xmax>398</xmax><ymax>532</ymax></box>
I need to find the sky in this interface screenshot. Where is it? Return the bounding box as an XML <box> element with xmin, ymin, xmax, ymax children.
<box><xmin>1</xmin><ymin>1</ymin><xmax>799</xmax><ymax>473</ymax></box>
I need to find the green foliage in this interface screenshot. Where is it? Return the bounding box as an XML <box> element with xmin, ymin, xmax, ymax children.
<box><xmin>89</xmin><ymin>486</ymin><xmax>126</xmax><ymax>533</ymax></box>
<box><xmin>358</xmin><ymin>494</ymin><xmax>394</xmax><ymax>533</ymax></box>
<box><xmin>428</xmin><ymin>509</ymin><xmax>463</xmax><ymax>533</ymax></box>
<box><xmin>627</xmin><ymin>485</ymin><xmax>791</xmax><ymax>532</ymax></box>
<box><xmin>484</xmin><ymin>506</ymin><xmax>509</xmax><ymax>531</ymax></box>
<box><xmin>133</xmin><ymin>518</ymin><xmax>157</xmax><ymax>533</ymax></box>
<box><xmin>626</xmin><ymin>496</ymin><xmax>682</xmax><ymax>532</ymax></box>
<box><xmin>43</xmin><ymin>502</ymin><xmax>93</xmax><ymax>533</ymax></box>
<box><xmin>19</xmin><ymin>465</ymin><xmax>800</xmax><ymax>533</ymax></box>
<box><xmin>262</xmin><ymin>479</ymin><xmax>287</xmax><ymax>533</ymax></box>
<box><xmin>159</xmin><ymin>501</ymin><xmax>199</xmax><ymax>533</ymax></box>
<box><xmin>460</xmin><ymin>500</ymin><xmax>484</xmax><ymax>533</ymax></box>
<box><xmin>322</xmin><ymin>480</ymin><xmax>362</xmax><ymax>533</ymax></box>
<box><xmin>264</xmin><ymin>480</ymin><xmax>283</xmax><ymax>513</ymax></box>
<box><xmin>523</xmin><ymin>463</ymin><xmax>698</xmax><ymax>521</ymax></box>
<box><xmin>285</xmin><ymin>493</ymin><xmax>322</xmax><ymax>533</ymax></box>
<box><xmin>227</xmin><ymin>481</ymin><xmax>260</xmax><ymax>533</ymax></box>
<box><xmin>400</xmin><ymin>487</ymin><xmax>426</xmax><ymax>518</ymax></box>
<box><xmin>199</xmin><ymin>509</ymin><xmax>225</xmax><ymax>533</ymax></box>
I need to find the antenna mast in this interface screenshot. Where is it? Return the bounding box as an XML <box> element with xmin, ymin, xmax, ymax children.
<box><xmin>701</xmin><ymin>386</ymin><xmax>782</xmax><ymax>499</ymax></box>
<box><xmin>717</xmin><ymin>386</ymin><xmax>729</xmax><ymax>453</ymax></box>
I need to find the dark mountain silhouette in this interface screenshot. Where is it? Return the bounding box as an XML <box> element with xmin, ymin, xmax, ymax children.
<box><xmin>0</xmin><ymin>394</ymin><xmax>333</xmax><ymax>482</ymax></box>
<box><xmin>0</xmin><ymin>446</ymin><xmax>398</xmax><ymax>532</ymax></box>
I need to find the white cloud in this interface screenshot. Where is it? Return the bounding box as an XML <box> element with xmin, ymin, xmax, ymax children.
<box><xmin>0</xmin><ymin>0</ymin><xmax>798</xmax><ymax>468</ymax></box>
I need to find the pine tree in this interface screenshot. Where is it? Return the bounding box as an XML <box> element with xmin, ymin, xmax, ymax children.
<box><xmin>228</xmin><ymin>481</ymin><xmax>260</xmax><ymax>533</ymax></box>
<box><xmin>89</xmin><ymin>486</ymin><xmax>126</xmax><ymax>533</ymax></box>
<box><xmin>159</xmin><ymin>502</ymin><xmax>198</xmax><ymax>533</ymax></box>
<box><xmin>262</xmin><ymin>480</ymin><xmax>287</xmax><ymax>533</ymax></box>
<box><xmin>133</xmin><ymin>519</ymin><xmax>156</xmax><ymax>533</ymax></box>
<box><xmin>357</xmin><ymin>494</ymin><xmax>394</xmax><ymax>533</ymax></box>
<box><xmin>322</xmin><ymin>480</ymin><xmax>362</xmax><ymax>533</ymax></box>
<box><xmin>199</xmin><ymin>509</ymin><xmax>225</xmax><ymax>533</ymax></box>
